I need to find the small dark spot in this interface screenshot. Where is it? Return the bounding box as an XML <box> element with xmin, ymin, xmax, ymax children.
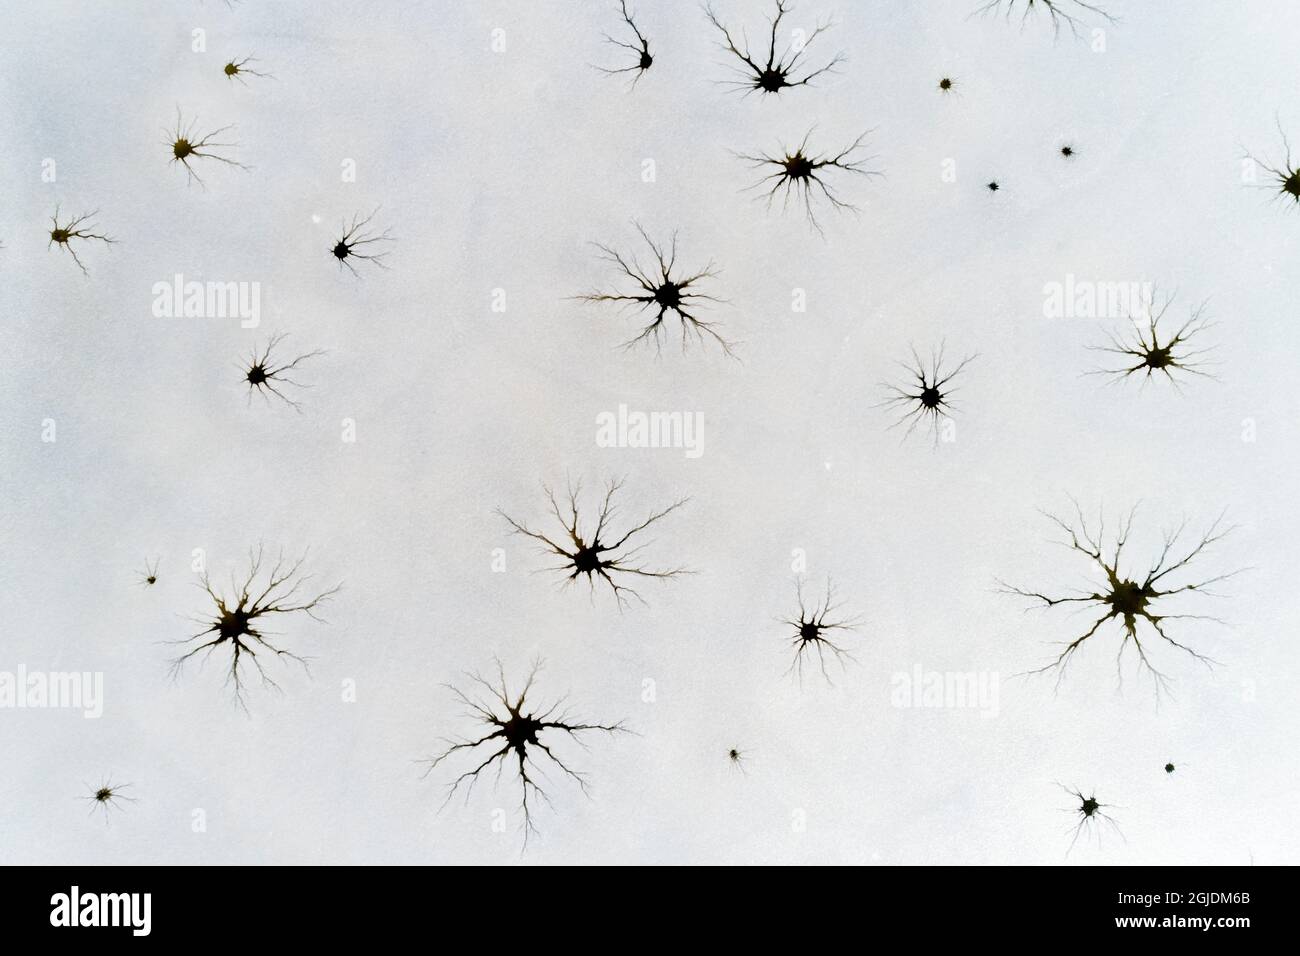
<box><xmin>85</xmin><ymin>779</ymin><xmax>135</xmax><ymax>823</ymax></box>
<box><xmin>136</xmin><ymin>557</ymin><xmax>160</xmax><ymax>588</ymax></box>
<box><xmin>223</xmin><ymin>56</ymin><xmax>270</xmax><ymax>83</ymax></box>
<box><xmin>986</xmin><ymin>181</ymin><xmax>999</xmax><ymax>192</ymax></box>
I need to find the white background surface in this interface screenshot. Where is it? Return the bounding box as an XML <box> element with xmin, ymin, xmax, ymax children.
<box><xmin>0</xmin><ymin>0</ymin><xmax>1296</xmax><ymax>864</ymax></box>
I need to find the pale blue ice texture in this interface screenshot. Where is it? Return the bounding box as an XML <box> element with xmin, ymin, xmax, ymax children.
<box><xmin>0</xmin><ymin>0</ymin><xmax>1297</xmax><ymax>864</ymax></box>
